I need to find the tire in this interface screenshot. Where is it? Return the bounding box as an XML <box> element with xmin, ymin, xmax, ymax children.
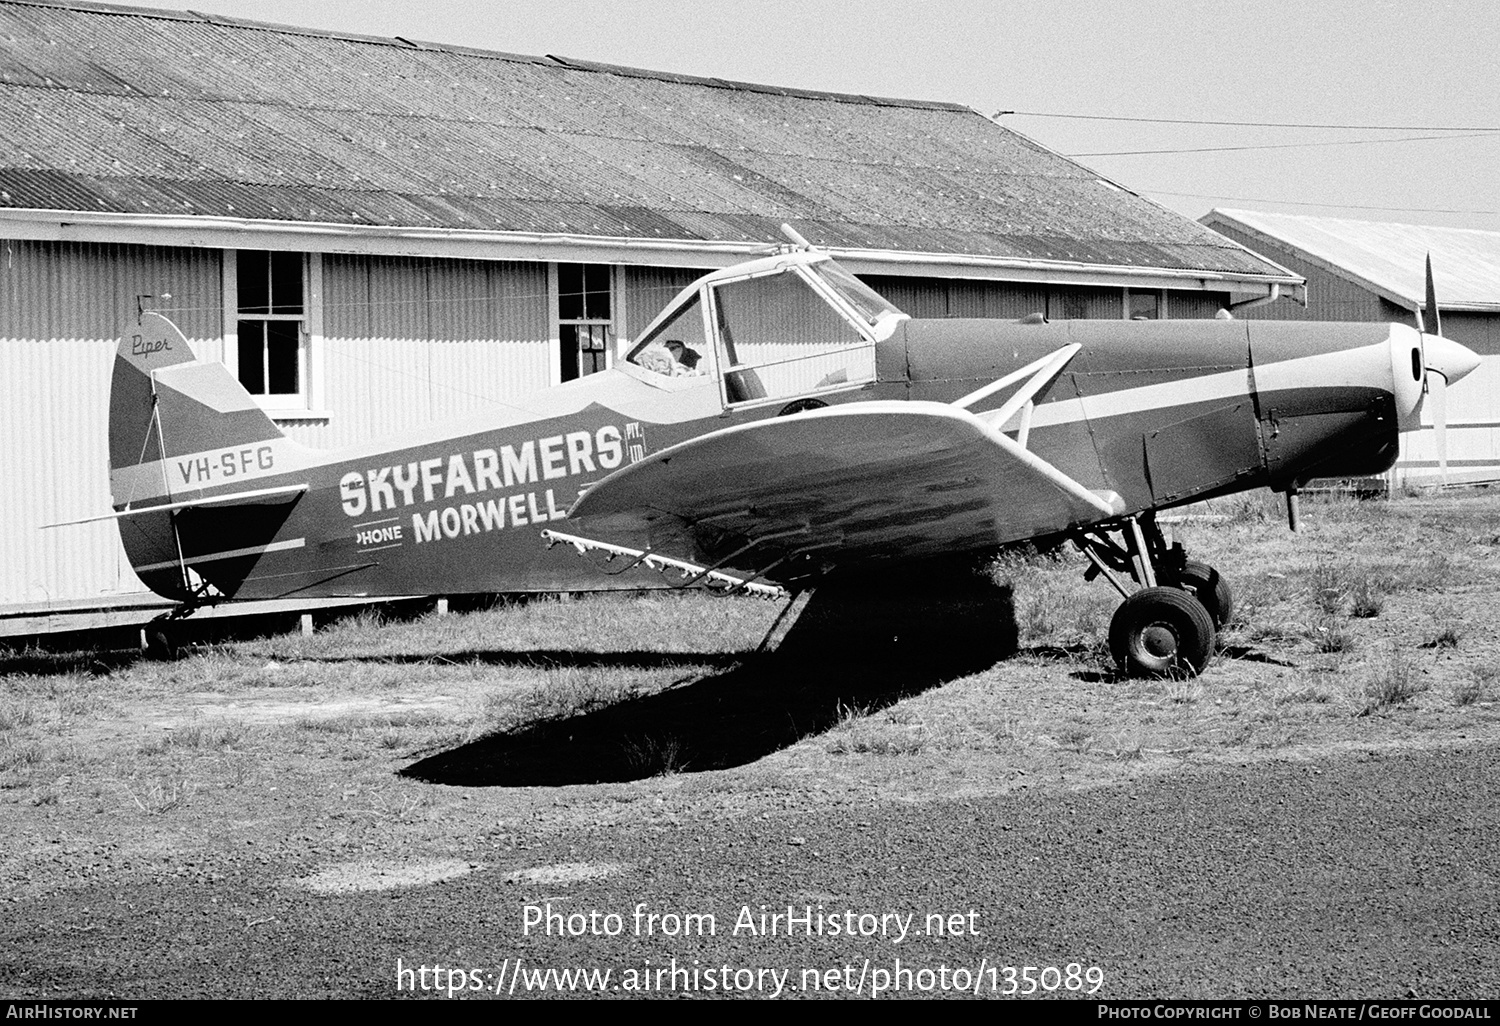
<box><xmin>1170</xmin><ymin>560</ymin><xmax>1233</xmax><ymax>629</ymax></box>
<box><xmin>1108</xmin><ymin>586</ymin><xmax>1215</xmax><ymax>678</ymax></box>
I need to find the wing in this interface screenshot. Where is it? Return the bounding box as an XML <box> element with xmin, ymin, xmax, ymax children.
<box><xmin>558</xmin><ymin>401</ymin><xmax>1120</xmax><ymax>584</ymax></box>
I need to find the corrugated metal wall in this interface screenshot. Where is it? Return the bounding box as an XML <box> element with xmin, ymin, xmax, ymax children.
<box><xmin>1433</xmin><ymin>311</ymin><xmax>1500</xmax><ymax>357</ymax></box>
<box><xmin>621</xmin><ymin>265</ymin><xmax>700</xmax><ymax>342</ymax></box>
<box><xmin>314</xmin><ymin>254</ymin><xmax>551</xmax><ymax>447</ymax></box>
<box><xmin>859</xmin><ymin>274</ymin><xmax>1231</xmax><ymax>321</ymax></box>
<box><xmin>0</xmin><ymin>240</ymin><xmax>221</xmax><ymax>607</ymax></box>
<box><xmin>863</xmin><ymin>274</ymin><xmax>1053</xmax><ymax>318</ymax></box>
<box><xmin>1167</xmin><ymin>289</ymin><xmax>1232</xmax><ymax>319</ymax></box>
<box><xmin>1205</xmin><ymin>228</ymin><xmax>1389</xmax><ymax>322</ymax></box>
<box><xmin>1</xmin><ymin>241</ymin><xmax>560</xmax><ymax>606</ymax></box>
<box><xmin>1048</xmin><ymin>284</ymin><xmax>1129</xmax><ymax>320</ymax></box>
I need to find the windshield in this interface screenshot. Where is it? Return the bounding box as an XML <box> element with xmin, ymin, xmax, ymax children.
<box><xmin>810</xmin><ymin>260</ymin><xmax>905</xmax><ymax>326</ymax></box>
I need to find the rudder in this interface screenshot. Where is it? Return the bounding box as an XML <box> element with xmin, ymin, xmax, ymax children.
<box><xmin>109</xmin><ymin>312</ymin><xmax>286</xmax><ymax>501</ymax></box>
<box><xmin>108</xmin><ymin>312</ymin><xmax>292</xmax><ymax>601</ymax></box>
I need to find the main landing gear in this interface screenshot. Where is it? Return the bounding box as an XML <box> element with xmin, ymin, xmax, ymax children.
<box><xmin>1074</xmin><ymin>513</ymin><xmax>1233</xmax><ymax>679</ymax></box>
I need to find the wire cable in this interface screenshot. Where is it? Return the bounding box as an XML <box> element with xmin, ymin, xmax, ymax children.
<box><xmin>997</xmin><ymin>110</ymin><xmax>1500</xmax><ymax>133</ymax></box>
<box><xmin>1142</xmin><ymin>188</ymin><xmax>1499</xmax><ymax>217</ymax></box>
<box><xmin>1069</xmin><ymin>132</ymin><xmax>1500</xmax><ymax>157</ymax></box>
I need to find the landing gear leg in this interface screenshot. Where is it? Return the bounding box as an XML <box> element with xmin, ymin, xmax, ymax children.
<box><xmin>1075</xmin><ymin>513</ymin><xmax>1228</xmax><ymax>677</ymax></box>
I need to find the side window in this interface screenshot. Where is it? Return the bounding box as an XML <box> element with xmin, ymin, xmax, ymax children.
<box><xmin>228</xmin><ymin>250</ymin><xmax>319</xmax><ymax>412</ymax></box>
<box><xmin>557</xmin><ymin>263</ymin><xmax>613</xmax><ymax>381</ymax></box>
<box><xmin>710</xmin><ymin>270</ymin><xmax>872</xmax><ymax>403</ymax></box>
<box><xmin>627</xmin><ymin>293</ymin><xmax>710</xmax><ymax>380</ymax></box>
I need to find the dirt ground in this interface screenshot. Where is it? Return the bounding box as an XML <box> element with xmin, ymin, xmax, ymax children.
<box><xmin>2</xmin><ymin>489</ymin><xmax>1499</xmax><ymax>972</ymax></box>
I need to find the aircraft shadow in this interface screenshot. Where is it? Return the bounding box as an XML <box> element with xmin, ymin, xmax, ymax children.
<box><xmin>1216</xmin><ymin>645</ymin><xmax>1299</xmax><ymax>668</ymax></box>
<box><xmin>402</xmin><ymin>578</ymin><xmax>1019</xmax><ymax>787</ymax></box>
<box><xmin>298</xmin><ymin>649</ymin><xmax>745</xmax><ymax>672</ymax></box>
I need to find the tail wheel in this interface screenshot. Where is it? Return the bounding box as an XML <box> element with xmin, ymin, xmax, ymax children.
<box><xmin>1109</xmin><ymin>586</ymin><xmax>1215</xmax><ymax>678</ymax></box>
<box><xmin>143</xmin><ymin>625</ymin><xmax>181</xmax><ymax>661</ymax></box>
<box><xmin>1170</xmin><ymin>560</ymin><xmax>1233</xmax><ymax>629</ymax></box>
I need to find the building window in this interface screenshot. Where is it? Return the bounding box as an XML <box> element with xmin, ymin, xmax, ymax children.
<box><xmin>224</xmin><ymin>250</ymin><xmax>323</xmax><ymax>413</ymax></box>
<box><xmin>557</xmin><ymin>263</ymin><xmax>613</xmax><ymax>381</ymax></box>
<box><xmin>1127</xmin><ymin>289</ymin><xmax>1162</xmax><ymax>320</ymax></box>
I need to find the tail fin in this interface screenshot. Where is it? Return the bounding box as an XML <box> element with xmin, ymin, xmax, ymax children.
<box><xmin>109</xmin><ymin>311</ymin><xmax>285</xmax><ymax>503</ymax></box>
<box><xmin>109</xmin><ymin>312</ymin><xmax>293</xmax><ymax>601</ymax></box>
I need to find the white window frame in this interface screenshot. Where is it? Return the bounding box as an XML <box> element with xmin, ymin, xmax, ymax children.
<box><xmin>705</xmin><ymin>264</ymin><xmax>879</xmax><ymax>410</ymax></box>
<box><xmin>548</xmin><ymin>262</ymin><xmax>619</xmax><ymax>385</ymax></box>
<box><xmin>223</xmin><ymin>249</ymin><xmax>327</xmax><ymax>419</ymax></box>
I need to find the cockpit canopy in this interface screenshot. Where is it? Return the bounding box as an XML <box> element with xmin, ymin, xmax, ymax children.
<box><xmin>625</xmin><ymin>252</ymin><xmax>906</xmax><ymax>405</ymax></box>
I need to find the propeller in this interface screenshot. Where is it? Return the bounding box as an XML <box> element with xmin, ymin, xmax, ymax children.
<box><xmin>1415</xmin><ymin>254</ymin><xmax>1481</xmax><ymax>484</ymax></box>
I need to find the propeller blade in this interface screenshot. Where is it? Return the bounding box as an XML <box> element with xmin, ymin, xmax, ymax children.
<box><xmin>1425</xmin><ymin>253</ymin><xmax>1442</xmax><ymax>339</ymax></box>
<box><xmin>1417</xmin><ymin>255</ymin><xmax>1478</xmax><ymax>385</ymax></box>
<box><xmin>1429</xmin><ymin>371</ymin><xmax>1449</xmax><ymax>484</ymax></box>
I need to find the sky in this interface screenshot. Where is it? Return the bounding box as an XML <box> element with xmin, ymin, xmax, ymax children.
<box><xmin>102</xmin><ymin>0</ymin><xmax>1500</xmax><ymax>231</ymax></box>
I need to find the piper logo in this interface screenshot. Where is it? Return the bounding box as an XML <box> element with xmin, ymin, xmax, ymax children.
<box><xmin>130</xmin><ymin>334</ymin><xmax>173</xmax><ymax>357</ymax></box>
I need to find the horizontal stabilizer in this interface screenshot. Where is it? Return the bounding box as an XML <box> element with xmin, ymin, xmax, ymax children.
<box><xmin>44</xmin><ymin>483</ymin><xmax>308</xmax><ymax>528</ymax></box>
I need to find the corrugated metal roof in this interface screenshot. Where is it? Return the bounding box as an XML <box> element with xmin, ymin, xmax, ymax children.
<box><xmin>1203</xmin><ymin>208</ymin><xmax>1500</xmax><ymax>311</ymax></box>
<box><xmin>0</xmin><ymin>0</ymin><xmax>1289</xmax><ymax>279</ymax></box>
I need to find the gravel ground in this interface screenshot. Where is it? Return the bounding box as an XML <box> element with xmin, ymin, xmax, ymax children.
<box><xmin>8</xmin><ymin>494</ymin><xmax>1500</xmax><ymax>1001</ymax></box>
<box><xmin>4</xmin><ymin>740</ymin><xmax>1496</xmax><ymax>1000</ymax></box>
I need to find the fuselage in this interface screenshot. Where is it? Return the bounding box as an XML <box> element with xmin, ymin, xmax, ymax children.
<box><xmin>109</xmin><ymin>253</ymin><xmax>1463</xmax><ymax>603</ymax></box>
<box><xmin>884</xmin><ymin>315</ymin><xmax>1422</xmax><ymax>510</ymax></box>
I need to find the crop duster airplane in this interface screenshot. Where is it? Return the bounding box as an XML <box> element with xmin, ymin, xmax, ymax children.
<box><xmin>74</xmin><ymin>238</ymin><xmax>1479</xmax><ymax>677</ymax></box>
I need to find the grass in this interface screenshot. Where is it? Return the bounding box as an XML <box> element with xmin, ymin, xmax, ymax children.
<box><xmin>0</xmin><ymin>738</ymin><xmax>43</xmax><ymax>771</ymax></box>
<box><xmin>1349</xmin><ymin>579</ymin><xmax>1387</xmax><ymax>619</ymax></box>
<box><xmin>1307</xmin><ymin>614</ymin><xmax>1356</xmax><ymax>654</ymax></box>
<box><xmin>1423</xmin><ymin>605</ymin><xmax>1464</xmax><ymax>650</ymax></box>
<box><xmin>1278</xmin><ymin>685</ymin><xmax>1335</xmax><ymax>705</ymax></box>
<box><xmin>1452</xmin><ymin>678</ymin><xmax>1485</xmax><ymax>707</ymax></box>
<box><xmin>1</xmin><ymin>489</ymin><xmax>1499</xmax><ymax>831</ymax></box>
<box><xmin>826</xmin><ymin>701</ymin><xmax>930</xmax><ymax>756</ymax></box>
<box><xmin>0</xmin><ymin>702</ymin><xmax>36</xmax><ymax>731</ymax></box>
<box><xmin>119</xmin><ymin>774</ymin><xmax>195</xmax><ymax>815</ymax></box>
<box><xmin>1454</xmin><ymin>665</ymin><xmax>1500</xmax><ymax>708</ymax></box>
<box><xmin>622</xmin><ymin>734</ymin><xmax>689</xmax><ymax>775</ymax></box>
<box><xmin>1310</xmin><ymin>563</ymin><xmax>1392</xmax><ymax>618</ymax></box>
<box><xmin>1362</xmin><ymin>645</ymin><xmax>1430</xmax><ymax>713</ymax></box>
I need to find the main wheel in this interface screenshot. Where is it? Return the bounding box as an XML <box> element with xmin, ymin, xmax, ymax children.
<box><xmin>1169</xmin><ymin>560</ymin><xmax>1233</xmax><ymax>629</ymax></box>
<box><xmin>1108</xmin><ymin>586</ymin><xmax>1215</xmax><ymax>678</ymax></box>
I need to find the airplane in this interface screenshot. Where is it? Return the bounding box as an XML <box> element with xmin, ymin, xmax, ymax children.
<box><xmin>63</xmin><ymin>232</ymin><xmax>1480</xmax><ymax>677</ymax></box>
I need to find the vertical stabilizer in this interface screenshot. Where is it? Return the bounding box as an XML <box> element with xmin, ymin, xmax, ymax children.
<box><xmin>109</xmin><ymin>312</ymin><xmax>294</xmax><ymax>599</ymax></box>
<box><xmin>108</xmin><ymin>312</ymin><xmax>286</xmax><ymax>503</ymax></box>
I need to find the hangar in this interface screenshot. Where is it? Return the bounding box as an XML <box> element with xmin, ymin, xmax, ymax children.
<box><xmin>0</xmin><ymin>0</ymin><xmax>1300</xmax><ymax>613</ymax></box>
<box><xmin>1202</xmin><ymin>208</ymin><xmax>1500</xmax><ymax>487</ymax></box>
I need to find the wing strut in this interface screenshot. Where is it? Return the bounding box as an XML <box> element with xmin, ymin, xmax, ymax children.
<box><xmin>954</xmin><ymin>342</ymin><xmax>1080</xmax><ymax>448</ymax></box>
